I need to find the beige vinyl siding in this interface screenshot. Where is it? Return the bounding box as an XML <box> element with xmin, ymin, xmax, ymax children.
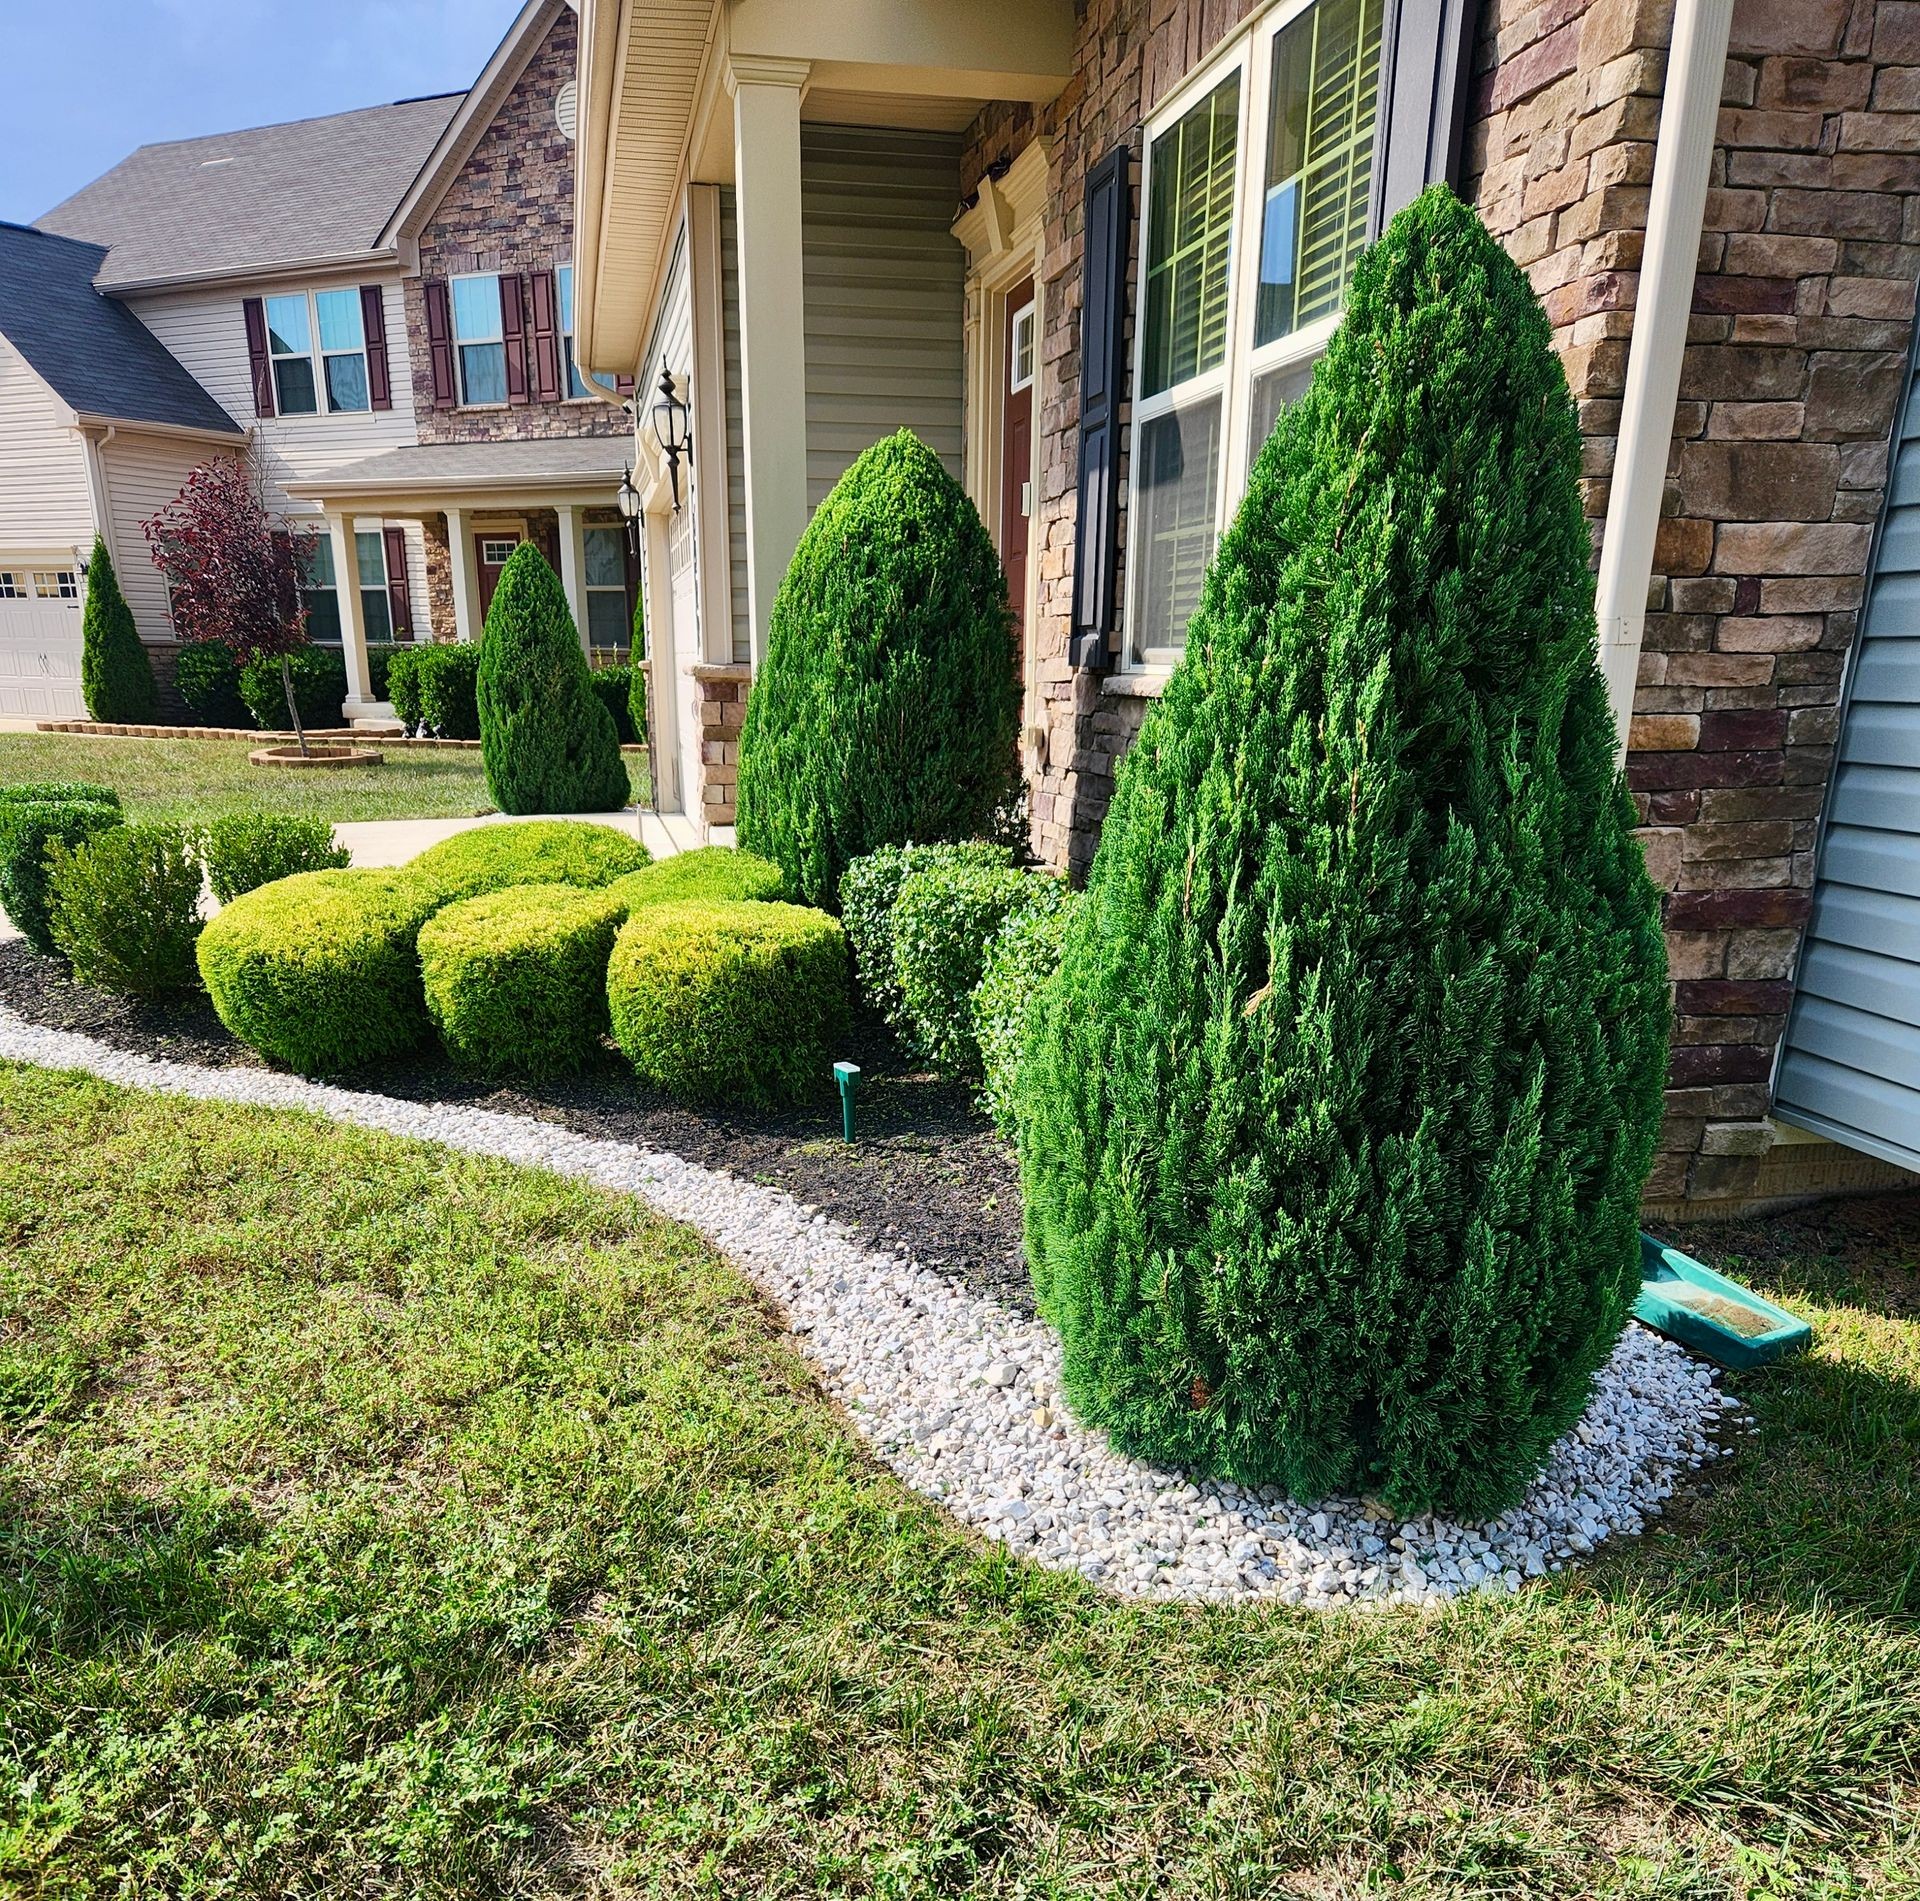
<box><xmin>799</xmin><ymin>126</ymin><xmax>965</xmax><ymax>508</ymax></box>
<box><xmin>0</xmin><ymin>337</ymin><xmax>95</xmax><ymax>548</ymax></box>
<box><xmin>719</xmin><ymin>189</ymin><xmax>750</xmax><ymax>666</ymax></box>
<box><xmin>126</xmin><ymin>275</ymin><xmax>416</xmax><ymax>520</ymax></box>
<box><xmin>99</xmin><ymin>430</ymin><xmax>234</xmax><ymax>642</ymax></box>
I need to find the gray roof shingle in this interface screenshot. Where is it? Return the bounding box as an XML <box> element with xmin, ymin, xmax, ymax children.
<box><xmin>0</xmin><ymin>223</ymin><xmax>241</xmax><ymax>434</ymax></box>
<box><xmin>36</xmin><ymin>94</ymin><xmax>463</xmax><ymax>290</ymax></box>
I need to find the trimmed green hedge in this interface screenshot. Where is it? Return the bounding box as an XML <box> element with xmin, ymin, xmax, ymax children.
<box><xmin>407</xmin><ymin>820</ymin><xmax>651</xmax><ymax>902</ymax></box>
<box><xmin>419</xmin><ymin>882</ymin><xmax>627</xmax><ymax>1077</ymax></box>
<box><xmin>607</xmin><ymin>900</ymin><xmax>849</xmax><ymax>1106</ymax></box>
<box><xmin>239</xmin><ymin>647</ymin><xmax>348</xmax><ymax>731</ymax></box>
<box><xmin>605</xmin><ymin>846</ymin><xmax>786</xmax><ymax>911</ymax></box>
<box><xmin>840</xmin><ymin>842</ymin><xmax>1011</xmax><ymax>1029</ymax></box>
<box><xmin>197</xmin><ymin>870</ymin><xmax>448</xmax><ymax>1074</ymax></box>
<box><xmin>974</xmin><ymin>890</ymin><xmax>1079</xmax><ymax>1137</ymax></box>
<box><xmin>173</xmin><ymin>641</ymin><xmax>247</xmax><ymax>726</ymax></box>
<box><xmin>388</xmin><ymin>644</ymin><xmax>481</xmax><ymax>739</ymax></box>
<box><xmin>0</xmin><ymin>798</ymin><xmax>124</xmax><ymax>953</ymax></box>
<box><xmin>198</xmin><ymin>814</ymin><xmax>348</xmax><ymax>904</ymax></box>
<box><xmin>0</xmin><ymin>782</ymin><xmax>121</xmax><ymax>813</ymax></box>
<box><xmin>46</xmin><ymin>822</ymin><xmax>203</xmax><ymax>997</ymax></box>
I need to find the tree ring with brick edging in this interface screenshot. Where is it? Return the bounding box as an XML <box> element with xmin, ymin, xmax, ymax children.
<box><xmin>247</xmin><ymin>744</ymin><xmax>385</xmax><ymax>770</ymax></box>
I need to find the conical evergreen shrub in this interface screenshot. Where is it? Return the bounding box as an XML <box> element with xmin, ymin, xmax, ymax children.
<box><xmin>477</xmin><ymin>545</ymin><xmax>629</xmax><ymax>815</ymax></box>
<box><xmin>1019</xmin><ymin>187</ymin><xmax>1670</xmax><ymax>1519</ymax></box>
<box><xmin>79</xmin><ymin>537</ymin><xmax>157</xmax><ymax>723</ymax></box>
<box><xmin>736</xmin><ymin>429</ymin><xmax>1019</xmax><ymax>907</ymax></box>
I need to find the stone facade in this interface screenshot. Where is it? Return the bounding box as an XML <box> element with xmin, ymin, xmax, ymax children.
<box><xmin>404</xmin><ymin>6</ymin><xmax>626</xmax><ymax>445</ymax></box>
<box><xmin>960</xmin><ymin>0</ymin><xmax>1920</xmax><ymax>1213</ymax></box>
<box><xmin>692</xmin><ymin>664</ymin><xmax>751</xmax><ymax>826</ymax></box>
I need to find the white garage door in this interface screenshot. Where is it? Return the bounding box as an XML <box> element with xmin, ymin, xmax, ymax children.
<box><xmin>0</xmin><ymin>562</ymin><xmax>87</xmax><ymax>719</ymax></box>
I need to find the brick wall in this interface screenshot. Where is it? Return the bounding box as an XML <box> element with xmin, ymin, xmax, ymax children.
<box><xmin>404</xmin><ymin>7</ymin><xmax>625</xmax><ymax>445</ymax></box>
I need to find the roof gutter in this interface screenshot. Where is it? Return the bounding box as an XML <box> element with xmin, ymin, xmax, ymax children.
<box><xmin>1591</xmin><ymin>0</ymin><xmax>1736</xmax><ymax>758</ymax></box>
<box><xmin>73</xmin><ymin>411</ymin><xmax>247</xmax><ymax>445</ymax></box>
<box><xmin>96</xmin><ymin>248</ymin><xmax>403</xmax><ymax>299</ymax></box>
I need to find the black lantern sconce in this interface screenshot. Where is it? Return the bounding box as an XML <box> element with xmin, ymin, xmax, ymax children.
<box><xmin>649</xmin><ymin>359</ymin><xmax>692</xmax><ymax>512</ymax></box>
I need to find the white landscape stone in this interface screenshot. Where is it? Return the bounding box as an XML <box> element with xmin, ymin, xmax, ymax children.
<box><xmin>0</xmin><ymin>1007</ymin><xmax>1739</xmax><ymax>1609</ymax></box>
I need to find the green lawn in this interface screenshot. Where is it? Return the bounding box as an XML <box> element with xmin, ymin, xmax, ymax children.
<box><xmin>0</xmin><ymin>1064</ymin><xmax>1915</xmax><ymax>1896</ymax></box>
<box><xmin>0</xmin><ymin>733</ymin><xmax>651</xmax><ymax>826</ymax></box>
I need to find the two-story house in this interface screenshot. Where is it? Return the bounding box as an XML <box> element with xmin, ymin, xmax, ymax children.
<box><xmin>1</xmin><ymin>0</ymin><xmax>636</xmax><ymax>724</ymax></box>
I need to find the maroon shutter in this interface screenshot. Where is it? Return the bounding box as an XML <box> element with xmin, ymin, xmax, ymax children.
<box><xmin>613</xmin><ymin>371</ymin><xmax>635</xmax><ymax>397</ymax></box>
<box><xmin>382</xmin><ymin>526</ymin><xmax>412</xmax><ymax>637</ymax></box>
<box><xmin>502</xmin><ymin>274</ymin><xmax>529</xmax><ymax>405</ymax></box>
<box><xmin>529</xmin><ymin>269</ymin><xmax>562</xmax><ymax>402</ymax></box>
<box><xmin>242</xmin><ymin>296</ymin><xmax>275</xmax><ymax>418</ymax></box>
<box><xmin>360</xmin><ymin>285</ymin><xmax>392</xmax><ymax>410</ymax></box>
<box><xmin>1071</xmin><ymin>145</ymin><xmax>1132</xmax><ymax>669</ymax></box>
<box><xmin>424</xmin><ymin>279</ymin><xmax>456</xmax><ymax>408</ymax></box>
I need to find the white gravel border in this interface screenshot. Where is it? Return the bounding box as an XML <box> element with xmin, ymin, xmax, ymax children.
<box><xmin>0</xmin><ymin>1008</ymin><xmax>1738</xmax><ymax>1607</ymax></box>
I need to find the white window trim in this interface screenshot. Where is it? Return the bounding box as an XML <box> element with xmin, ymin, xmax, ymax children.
<box><xmin>264</xmin><ymin>287</ymin><xmax>372</xmax><ymax>419</ymax></box>
<box><xmin>451</xmin><ymin>272</ymin><xmax>508</xmax><ymax>410</ymax></box>
<box><xmin>1120</xmin><ymin>0</ymin><xmax>1370</xmax><ymax>674</ymax></box>
<box><xmin>1009</xmin><ymin>300</ymin><xmax>1037</xmax><ymax>394</ymax></box>
<box><xmin>556</xmin><ymin>263</ymin><xmax>593</xmax><ymax>404</ymax></box>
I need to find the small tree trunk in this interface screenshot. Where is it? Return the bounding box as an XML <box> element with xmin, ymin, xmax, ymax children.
<box><xmin>280</xmin><ymin>654</ymin><xmax>308</xmax><ymax>757</ymax></box>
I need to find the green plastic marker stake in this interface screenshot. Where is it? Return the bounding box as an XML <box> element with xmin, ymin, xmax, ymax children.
<box><xmin>834</xmin><ymin>1061</ymin><xmax>861</xmax><ymax>1143</ymax></box>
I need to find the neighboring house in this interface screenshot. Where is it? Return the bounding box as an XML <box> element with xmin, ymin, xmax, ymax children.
<box><xmin>569</xmin><ymin>0</ymin><xmax>1920</xmax><ymax>1219</ymax></box>
<box><xmin>7</xmin><ymin>0</ymin><xmax>636</xmax><ymax>723</ymax></box>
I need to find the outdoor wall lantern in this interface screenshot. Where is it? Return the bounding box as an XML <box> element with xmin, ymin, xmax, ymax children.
<box><xmin>649</xmin><ymin>359</ymin><xmax>692</xmax><ymax>513</ymax></box>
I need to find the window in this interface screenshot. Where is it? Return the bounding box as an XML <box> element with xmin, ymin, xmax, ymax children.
<box><xmin>1125</xmin><ymin>0</ymin><xmax>1383</xmax><ymax>665</ymax></box>
<box><xmin>583</xmin><ymin>525</ymin><xmax>630</xmax><ymax>647</ymax></box>
<box><xmin>557</xmin><ymin>265</ymin><xmax>590</xmax><ymax>400</ymax></box>
<box><xmin>480</xmin><ymin>536</ymin><xmax>520</xmax><ymax>567</ymax></box>
<box><xmin>33</xmin><ymin>569</ymin><xmax>79</xmax><ymax>600</ymax></box>
<box><xmin>300</xmin><ymin>534</ymin><xmax>340</xmax><ymax>641</ymax></box>
<box><xmin>0</xmin><ymin>573</ymin><xmax>19</xmax><ymax>599</ymax></box>
<box><xmin>315</xmin><ymin>289</ymin><xmax>371</xmax><ymax>412</ymax></box>
<box><xmin>265</xmin><ymin>295</ymin><xmax>317</xmax><ymax>414</ymax></box>
<box><xmin>264</xmin><ymin>290</ymin><xmax>371</xmax><ymax>414</ymax></box>
<box><xmin>1010</xmin><ymin>302</ymin><xmax>1036</xmax><ymax>393</ymax></box>
<box><xmin>452</xmin><ymin>275</ymin><xmax>507</xmax><ymax>405</ymax></box>
<box><xmin>356</xmin><ymin>531</ymin><xmax>394</xmax><ymax>641</ymax></box>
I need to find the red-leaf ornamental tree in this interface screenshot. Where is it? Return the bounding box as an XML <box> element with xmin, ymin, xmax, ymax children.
<box><xmin>144</xmin><ymin>458</ymin><xmax>319</xmax><ymax>751</ymax></box>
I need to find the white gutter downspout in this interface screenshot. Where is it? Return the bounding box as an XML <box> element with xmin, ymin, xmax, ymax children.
<box><xmin>1592</xmin><ymin>0</ymin><xmax>1737</xmax><ymax>759</ymax></box>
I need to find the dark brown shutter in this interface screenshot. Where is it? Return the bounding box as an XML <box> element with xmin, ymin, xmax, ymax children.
<box><xmin>382</xmin><ymin>526</ymin><xmax>412</xmax><ymax>636</ymax></box>
<box><xmin>1070</xmin><ymin>144</ymin><xmax>1131</xmax><ymax>669</ymax></box>
<box><xmin>502</xmin><ymin>273</ymin><xmax>529</xmax><ymax>405</ymax></box>
<box><xmin>242</xmin><ymin>296</ymin><xmax>275</xmax><ymax>418</ymax></box>
<box><xmin>529</xmin><ymin>269</ymin><xmax>562</xmax><ymax>402</ymax></box>
<box><xmin>424</xmin><ymin>279</ymin><xmax>456</xmax><ymax>408</ymax></box>
<box><xmin>1370</xmin><ymin>0</ymin><xmax>1478</xmax><ymax>234</ymax></box>
<box><xmin>360</xmin><ymin>285</ymin><xmax>392</xmax><ymax>410</ymax></box>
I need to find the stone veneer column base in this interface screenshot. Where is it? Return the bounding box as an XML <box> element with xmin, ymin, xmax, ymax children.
<box><xmin>691</xmin><ymin>663</ymin><xmax>752</xmax><ymax>833</ymax></box>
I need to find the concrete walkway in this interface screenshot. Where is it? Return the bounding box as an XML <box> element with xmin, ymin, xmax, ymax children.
<box><xmin>333</xmin><ymin>807</ymin><xmax>705</xmax><ymax>868</ymax></box>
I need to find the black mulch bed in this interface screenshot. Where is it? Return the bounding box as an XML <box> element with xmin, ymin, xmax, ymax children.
<box><xmin>0</xmin><ymin>939</ymin><xmax>1033</xmax><ymax>1314</ymax></box>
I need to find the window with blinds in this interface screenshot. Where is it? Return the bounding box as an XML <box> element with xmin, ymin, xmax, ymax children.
<box><xmin>1142</xmin><ymin>74</ymin><xmax>1241</xmax><ymax>400</ymax></box>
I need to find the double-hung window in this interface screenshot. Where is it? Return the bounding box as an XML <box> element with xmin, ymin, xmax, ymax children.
<box><xmin>265</xmin><ymin>295</ymin><xmax>319</xmax><ymax>415</ymax></box>
<box><xmin>583</xmin><ymin>524</ymin><xmax>630</xmax><ymax>648</ymax></box>
<box><xmin>300</xmin><ymin>534</ymin><xmax>341</xmax><ymax>641</ymax></box>
<box><xmin>452</xmin><ymin>274</ymin><xmax>507</xmax><ymax>406</ymax></box>
<box><xmin>264</xmin><ymin>290</ymin><xmax>372</xmax><ymax>415</ymax></box>
<box><xmin>314</xmin><ymin>289</ymin><xmax>371</xmax><ymax>411</ymax></box>
<box><xmin>557</xmin><ymin>265</ymin><xmax>590</xmax><ymax>400</ymax></box>
<box><xmin>1125</xmin><ymin>0</ymin><xmax>1383</xmax><ymax>667</ymax></box>
<box><xmin>355</xmin><ymin>530</ymin><xmax>393</xmax><ymax>641</ymax></box>
<box><xmin>298</xmin><ymin>531</ymin><xmax>391</xmax><ymax>639</ymax></box>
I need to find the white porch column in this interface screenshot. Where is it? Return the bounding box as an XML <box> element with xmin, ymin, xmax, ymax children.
<box><xmin>327</xmin><ymin>512</ymin><xmax>373</xmax><ymax>714</ymax></box>
<box><xmin>727</xmin><ymin>54</ymin><xmax>811</xmax><ymax>669</ymax></box>
<box><xmin>444</xmin><ymin>504</ymin><xmax>481</xmax><ymax>644</ymax></box>
<box><xmin>556</xmin><ymin>502</ymin><xmax>590</xmax><ymax>653</ymax></box>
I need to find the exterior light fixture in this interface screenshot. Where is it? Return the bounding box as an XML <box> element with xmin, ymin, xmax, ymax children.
<box><xmin>616</xmin><ymin>465</ymin><xmax>642</xmax><ymax>522</ymax></box>
<box><xmin>649</xmin><ymin>358</ymin><xmax>691</xmax><ymax>512</ymax></box>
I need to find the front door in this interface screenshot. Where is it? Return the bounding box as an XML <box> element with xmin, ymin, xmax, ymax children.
<box><xmin>475</xmin><ymin>531</ymin><xmax>523</xmax><ymax>619</ymax></box>
<box><xmin>999</xmin><ymin>284</ymin><xmax>1035</xmax><ymax>658</ymax></box>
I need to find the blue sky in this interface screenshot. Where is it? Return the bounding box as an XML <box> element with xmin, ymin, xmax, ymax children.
<box><xmin>3</xmin><ymin>0</ymin><xmax>520</xmax><ymax>223</ymax></box>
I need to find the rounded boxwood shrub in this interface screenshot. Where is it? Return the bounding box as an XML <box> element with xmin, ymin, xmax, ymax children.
<box><xmin>239</xmin><ymin>646</ymin><xmax>347</xmax><ymax>731</ymax></box>
<box><xmin>0</xmin><ymin>781</ymin><xmax>120</xmax><ymax>813</ymax></box>
<box><xmin>407</xmin><ymin>819</ymin><xmax>651</xmax><ymax>902</ymax></box>
<box><xmin>607</xmin><ymin>900</ymin><xmax>849</xmax><ymax>1107</ymax></box>
<box><xmin>604</xmin><ymin>845</ymin><xmax>786</xmax><ymax>911</ymax></box>
<box><xmin>79</xmin><ymin>537</ymin><xmax>158</xmax><ymax>724</ymax></box>
<box><xmin>477</xmin><ymin>545</ymin><xmax>629</xmax><ymax>814</ymax></box>
<box><xmin>736</xmin><ymin>430</ymin><xmax>1020</xmax><ymax>908</ymax></box>
<box><xmin>389</xmin><ymin>644</ymin><xmax>481</xmax><ymax>739</ymax></box>
<box><xmin>46</xmin><ymin>822</ymin><xmax>203</xmax><ymax>997</ymax></box>
<box><xmin>0</xmin><ymin>798</ymin><xmax>124</xmax><ymax>952</ymax></box>
<box><xmin>173</xmin><ymin>640</ymin><xmax>247</xmax><ymax>726</ymax></box>
<box><xmin>893</xmin><ymin>863</ymin><xmax>1062</xmax><ymax>1076</ymax></box>
<box><xmin>419</xmin><ymin>882</ymin><xmax>627</xmax><ymax>1077</ymax></box>
<box><xmin>1020</xmin><ymin>189</ymin><xmax>1671</xmax><ymax>1517</ymax></box>
<box><xmin>198</xmin><ymin>813</ymin><xmax>348</xmax><ymax>904</ymax></box>
<box><xmin>197</xmin><ymin>869</ymin><xmax>448</xmax><ymax>1074</ymax></box>
<box><xmin>974</xmin><ymin>887</ymin><xmax>1080</xmax><ymax>1137</ymax></box>
<box><xmin>840</xmin><ymin>841</ymin><xmax>1011</xmax><ymax>1028</ymax></box>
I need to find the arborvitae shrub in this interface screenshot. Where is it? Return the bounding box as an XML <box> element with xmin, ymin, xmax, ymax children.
<box><xmin>174</xmin><ymin>641</ymin><xmax>247</xmax><ymax>726</ymax></box>
<box><xmin>0</xmin><ymin>798</ymin><xmax>124</xmax><ymax>952</ymax></box>
<box><xmin>840</xmin><ymin>841</ymin><xmax>1012</xmax><ymax>1028</ymax></box>
<box><xmin>1020</xmin><ymin>188</ymin><xmax>1670</xmax><ymax>1519</ymax></box>
<box><xmin>477</xmin><ymin>546</ymin><xmax>630</xmax><ymax>814</ymax></box>
<box><xmin>47</xmin><ymin>822</ymin><xmax>203</xmax><ymax>997</ymax></box>
<box><xmin>79</xmin><ymin>538</ymin><xmax>158</xmax><ymax>723</ymax></box>
<box><xmin>974</xmin><ymin>887</ymin><xmax>1079</xmax><ymax>1137</ymax></box>
<box><xmin>736</xmin><ymin>431</ymin><xmax>1019</xmax><ymax>907</ymax></box>
<box><xmin>198</xmin><ymin>814</ymin><xmax>347</xmax><ymax>903</ymax></box>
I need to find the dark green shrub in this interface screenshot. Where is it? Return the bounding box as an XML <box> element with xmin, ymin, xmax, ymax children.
<box><xmin>840</xmin><ymin>842</ymin><xmax>1011</xmax><ymax>1028</ymax></box>
<box><xmin>736</xmin><ymin>430</ymin><xmax>1019</xmax><ymax>907</ymax></box>
<box><xmin>387</xmin><ymin>645</ymin><xmax>424</xmax><ymax>730</ymax></box>
<box><xmin>173</xmin><ymin>641</ymin><xmax>247</xmax><ymax>726</ymax></box>
<box><xmin>0</xmin><ymin>799</ymin><xmax>124</xmax><ymax>952</ymax></box>
<box><xmin>0</xmin><ymin>781</ymin><xmax>120</xmax><ymax>812</ymax></box>
<box><xmin>892</xmin><ymin>863</ymin><xmax>1059</xmax><ymax>1075</ymax></box>
<box><xmin>1020</xmin><ymin>188</ymin><xmax>1670</xmax><ymax>1518</ymax></box>
<box><xmin>79</xmin><ymin>537</ymin><xmax>158</xmax><ymax>723</ymax></box>
<box><xmin>197</xmin><ymin>869</ymin><xmax>447</xmax><ymax>1073</ymax></box>
<box><xmin>198</xmin><ymin>813</ymin><xmax>348</xmax><ymax>903</ymax></box>
<box><xmin>974</xmin><ymin>888</ymin><xmax>1080</xmax><ymax>1137</ymax></box>
<box><xmin>590</xmin><ymin>663</ymin><xmax>638</xmax><ymax>745</ymax></box>
<box><xmin>626</xmin><ymin>657</ymin><xmax>648</xmax><ymax>746</ymax></box>
<box><xmin>389</xmin><ymin>644</ymin><xmax>481</xmax><ymax>739</ymax></box>
<box><xmin>607</xmin><ymin>900</ymin><xmax>849</xmax><ymax>1106</ymax></box>
<box><xmin>239</xmin><ymin>646</ymin><xmax>346</xmax><ymax>730</ymax></box>
<box><xmin>419</xmin><ymin>882</ymin><xmax>627</xmax><ymax>1077</ymax></box>
<box><xmin>477</xmin><ymin>546</ymin><xmax>629</xmax><ymax>814</ymax></box>
<box><xmin>604</xmin><ymin>846</ymin><xmax>786</xmax><ymax>911</ymax></box>
<box><xmin>407</xmin><ymin>819</ymin><xmax>650</xmax><ymax>902</ymax></box>
<box><xmin>46</xmin><ymin>823</ymin><xmax>203</xmax><ymax>997</ymax></box>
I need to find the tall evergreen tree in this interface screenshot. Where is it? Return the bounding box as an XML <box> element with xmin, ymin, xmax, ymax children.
<box><xmin>477</xmin><ymin>544</ymin><xmax>630</xmax><ymax>815</ymax></box>
<box><xmin>79</xmin><ymin>536</ymin><xmax>157</xmax><ymax>723</ymax></box>
<box><xmin>736</xmin><ymin>430</ymin><xmax>1019</xmax><ymax>908</ymax></box>
<box><xmin>1019</xmin><ymin>188</ymin><xmax>1670</xmax><ymax>1519</ymax></box>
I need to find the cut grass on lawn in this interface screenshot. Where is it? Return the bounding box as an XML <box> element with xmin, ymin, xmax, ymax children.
<box><xmin>0</xmin><ymin>1062</ymin><xmax>1915</xmax><ymax>1897</ymax></box>
<box><xmin>0</xmin><ymin>732</ymin><xmax>650</xmax><ymax>827</ymax></box>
